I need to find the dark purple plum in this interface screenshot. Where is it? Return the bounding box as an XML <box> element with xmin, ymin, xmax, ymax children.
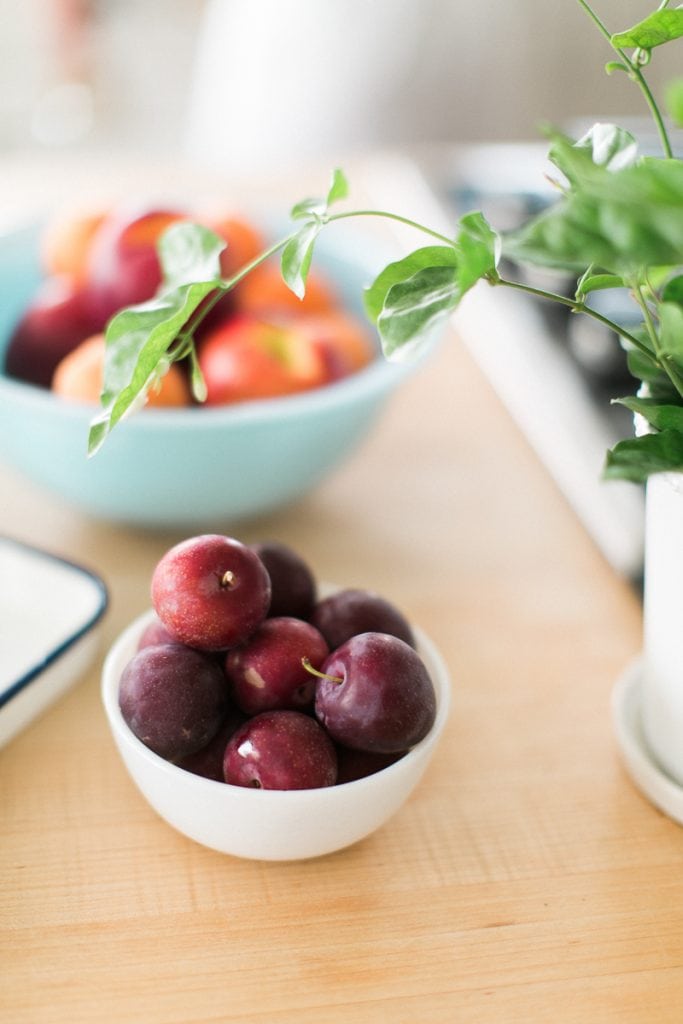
<box><xmin>119</xmin><ymin>643</ymin><xmax>228</xmax><ymax>762</ymax></box>
<box><xmin>250</xmin><ymin>540</ymin><xmax>317</xmax><ymax>619</ymax></box>
<box><xmin>151</xmin><ymin>534</ymin><xmax>271</xmax><ymax>651</ymax></box>
<box><xmin>177</xmin><ymin>705</ymin><xmax>246</xmax><ymax>781</ymax></box>
<box><xmin>223</xmin><ymin>710</ymin><xmax>338</xmax><ymax>790</ymax></box>
<box><xmin>137</xmin><ymin>615</ymin><xmax>180</xmax><ymax>651</ymax></box>
<box><xmin>335</xmin><ymin>746</ymin><xmax>407</xmax><ymax>784</ymax></box>
<box><xmin>314</xmin><ymin>632</ymin><xmax>436</xmax><ymax>754</ymax></box>
<box><xmin>310</xmin><ymin>588</ymin><xmax>415</xmax><ymax>650</ymax></box>
<box><xmin>226</xmin><ymin>616</ymin><xmax>328</xmax><ymax>716</ymax></box>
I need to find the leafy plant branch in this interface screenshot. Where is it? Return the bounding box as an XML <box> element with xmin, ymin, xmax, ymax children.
<box><xmin>90</xmin><ymin>1</ymin><xmax>683</xmax><ymax>484</ymax></box>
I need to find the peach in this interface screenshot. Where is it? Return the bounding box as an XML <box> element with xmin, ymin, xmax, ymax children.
<box><xmin>52</xmin><ymin>333</ymin><xmax>191</xmax><ymax>407</ymax></box>
<box><xmin>235</xmin><ymin>262</ymin><xmax>338</xmax><ymax>318</ymax></box>
<box><xmin>197</xmin><ymin>314</ymin><xmax>328</xmax><ymax>404</ymax></box>
<box><xmin>297</xmin><ymin>312</ymin><xmax>375</xmax><ymax>380</ymax></box>
<box><xmin>203</xmin><ymin>214</ymin><xmax>266</xmax><ymax>280</ymax></box>
<box><xmin>41</xmin><ymin>206</ymin><xmax>108</xmax><ymax>284</ymax></box>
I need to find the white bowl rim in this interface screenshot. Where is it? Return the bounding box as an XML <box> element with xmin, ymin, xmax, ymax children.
<box><xmin>101</xmin><ymin>604</ymin><xmax>451</xmax><ymax>802</ymax></box>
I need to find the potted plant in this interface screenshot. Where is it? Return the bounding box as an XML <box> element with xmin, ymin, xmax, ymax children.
<box><xmin>91</xmin><ymin>2</ymin><xmax>683</xmax><ymax>816</ymax></box>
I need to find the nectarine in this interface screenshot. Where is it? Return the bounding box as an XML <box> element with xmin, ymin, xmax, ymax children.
<box><xmin>41</xmin><ymin>206</ymin><xmax>107</xmax><ymax>284</ymax></box>
<box><xmin>86</xmin><ymin>206</ymin><xmax>185</xmax><ymax>326</ymax></box>
<box><xmin>235</xmin><ymin>263</ymin><xmax>338</xmax><ymax>318</ymax></box>
<box><xmin>203</xmin><ymin>214</ymin><xmax>266</xmax><ymax>280</ymax></box>
<box><xmin>297</xmin><ymin>312</ymin><xmax>375</xmax><ymax>380</ymax></box>
<box><xmin>197</xmin><ymin>315</ymin><xmax>328</xmax><ymax>404</ymax></box>
<box><xmin>52</xmin><ymin>333</ymin><xmax>191</xmax><ymax>407</ymax></box>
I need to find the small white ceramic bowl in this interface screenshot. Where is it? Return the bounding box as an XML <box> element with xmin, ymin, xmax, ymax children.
<box><xmin>101</xmin><ymin>607</ymin><xmax>451</xmax><ymax>861</ymax></box>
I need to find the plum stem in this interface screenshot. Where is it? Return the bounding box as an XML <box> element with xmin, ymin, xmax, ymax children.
<box><xmin>301</xmin><ymin>657</ymin><xmax>343</xmax><ymax>685</ymax></box>
<box><xmin>220</xmin><ymin>570</ymin><xmax>236</xmax><ymax>589</ymax></box>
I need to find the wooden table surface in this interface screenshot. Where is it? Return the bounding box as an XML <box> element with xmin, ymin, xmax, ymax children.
<box><xmin>1</xmin><ymin>153</ymin><xmax>679</xmax><ymax>1024</ymax></box>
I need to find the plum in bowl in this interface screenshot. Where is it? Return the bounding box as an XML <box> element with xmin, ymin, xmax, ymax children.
<box><xmin>0</xmin><ymin>211</ymin><xmax>427</xmax><ymax>527</ymax></box>
<box><xmin>101</xmin><ymin>602</ymin><xmax>451</xmax><ymax>861</ymax></box>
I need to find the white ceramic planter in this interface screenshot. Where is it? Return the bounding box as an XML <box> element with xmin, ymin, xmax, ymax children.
<box><xmin>640</xmin><ymin>470</ymin><xmax>683</xmax><ymax>786</ymax></box>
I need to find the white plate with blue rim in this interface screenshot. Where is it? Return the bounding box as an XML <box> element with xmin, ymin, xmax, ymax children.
<box><xmin>0</xmin><ymin>536</ymin><xmax>108</xmax><ymax>747</ymax></box>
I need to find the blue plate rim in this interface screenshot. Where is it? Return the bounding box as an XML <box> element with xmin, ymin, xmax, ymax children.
<box><xmin>0</xmin><ymin>535</ymin><xmax>109</xmax><ymax>709</ymax></box>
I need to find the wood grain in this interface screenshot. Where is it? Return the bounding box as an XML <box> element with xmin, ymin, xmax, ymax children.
<box><xmin>1</xmin><ymin>155</ymin><xmax>678</xmax><ymax>1024</ymax></box>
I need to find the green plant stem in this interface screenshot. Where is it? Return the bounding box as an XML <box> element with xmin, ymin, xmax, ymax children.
<box><xmin>632</xmin><ymin>281</ymin><xmax>683</xmax><ymax>398</ymax></box>
<box><xmin>327</xmin><ymin>209</ymin><xmax>454</xmax><ymax>246</ymax></box>
<box><xmin>493</xmin><ymin>274</ymin><xmax>655</xmax><ymax>360</ymax></box>
<box><xmin>173</xmin><ymin>233</ymin><xmax>295</xmax><ymax>346</ymax></box>
<box><xmin>575</xmin><ymin>0</ymin><xmax>673</xmax><ymax>157</ymax></box>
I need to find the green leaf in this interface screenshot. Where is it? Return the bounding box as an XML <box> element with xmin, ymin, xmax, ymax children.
<box><xmin>575</xmin><ymin>271</ymin><xmax>624</xmax><ymax>298</ymax></box>
<box><xmin>613</xmin><ymin>396</ymin><xmax>683</xmax><ymax>433</ymax></box>
<box><xmin>290</xmin><ymin>197</ymin><xmax>326</xmax><ymax>220</ymax></box>
<box><xmin>604</xmin><ymin>429</ymin><xmax>683</xmax><ymax>483</ymax></box>
<box><xmin>662</xmin><ymin>274</ymin><xmax>683</xmax><ymax>304</ymax></box>
<box><xmin>550</xmin><ymin>123</ymin><xmax>638</xmax><ymax>180</ymax></box>
<box><xmin>158</xmin><ymin>222</ymin><xmax>225</xmax><ymax>288</ymax></box>
<box><xmin>364</xmin><ymin>246</ymin><xmax>458</xmax><ymax>324</ymax></box>
<box><xmin>455</xmin><ymin>211</ymin><xmax>500</xmax><ymax>290</ymax></box>
<box><xmin>611</xmin><ymin>10</ymin><xmax>683</xmax><ymax>50</ymax></box>
<box><xmin>659</xmin><ymin>301</ymin><xmax>683</xmax><ymax>366</ymax></box>
<box><xmin>377</xmin><ymin>265</ymin><xmax>459</xmax><ymax>359</ymax></box>
<box><xmin>326</xmin><ymin>167</ymin><xmax>349</xmax><ymax>207</ymax></box>
<box><xmin>624</xmin><ymin>348</ymin><xmax>678</xmax><ymax>399</ymax></box>
<box><xmin>503</xmin><ymin>152</ymin><xmax>683</xmax><ymax>274</ymax></box>
<box><xmin>88</xmin><ymin>280</ymin><xmax>217</xmax><ymax>455</ymax></box>
<box><xmin>280</xmin><ymin>221</ymin><xmax>321</xmax><ymax>300</ymax></box>
<box><xmin>290</xmin><ymin>168</ymin><xmax>349</xmax><ymax>220</ymax></box>
<box><xmin>370</xmin><ymin>211</ymin><xmax>498</xmax><ymax>358</ymax></box>
<box><xmin>665</xmin><ymin>78</ymin><xmax>683</xmax><ymax>126</ymax></box>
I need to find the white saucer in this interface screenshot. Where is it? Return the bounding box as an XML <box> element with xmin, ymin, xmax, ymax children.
<box><xmin>612</xmin><ymin>659</ymin><xmax>683</xmax><ymax>825</ymax></box>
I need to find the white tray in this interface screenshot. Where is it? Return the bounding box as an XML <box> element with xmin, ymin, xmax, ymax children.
<box><xmin>0</xmin><ymin>536</ymin><xmax>108</xmax><ymax>747</ymax></box>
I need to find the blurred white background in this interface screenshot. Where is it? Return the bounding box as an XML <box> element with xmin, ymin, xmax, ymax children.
<box><xmin>0</xmin><ymin>0</ymin><xmax>679</xmax><ymax>172</ymax></box>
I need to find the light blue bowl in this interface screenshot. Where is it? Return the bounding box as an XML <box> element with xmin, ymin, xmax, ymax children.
<box><xmin>0</xmin><ymin>220</ymin><xmax>423</xmax><ymax>527</ymax></box>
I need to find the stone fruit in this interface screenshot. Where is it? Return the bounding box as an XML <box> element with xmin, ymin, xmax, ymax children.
<box><xmin>86</xmin><ymin>206</ymin><xmax>184</xmax><ymax>325</ymax></box>
<box><xmin>225</xmin><ymin>616</ymin><xmax>328</xmax><ymax>716</ymax></box>
<box><xmin>235</xmin><ymin>262</ymin><xmax>336</xmax><ymax>318</ymax></box>
<box><xmin>204</xmin><ymin>213</ymin><xmax>265</xmax><ymax>280</ymax></box>
<box><xmin>151</xmin><ymin>534</ymin><xmax>271</xmax><ymax>651</ymax></box>
<box><xmin>136</xmin><ymin>615</ymin><xmax>181</xmax><ymax>651</ymax></box>
<box><xmin>197</xmin><ymin>314</ymin><xmax>328</xmax><ymax>404</ymax></box>
<box><xmin>223</xmin><ymin>710</ymin><xmax>338</xmax><ymax>790</ymax></box>
<box><xmin>119</xmin><ymin>643</ymin><xmax>229</xmax><ymax>761</ymax></box>
<box><xmin>4</xmin><ymin>276</ymin><xmax>99</xmax><ymax>387</ymax></box>
<box><xmin>335</xmin><ymin>746</ymin><xmax>407</xmax><ymax>784</ymax></box>
<box><xmin>311</xmin><ymin>588</ymin><xmax>415</xmax><ymax>651</ymax></box>
<box><xmin>314</xmin><ymin>632</ymin><xmax>436</xmax><ymax>753</ymax></box>
<box><xmin>177</xmin><ymin>706</ymin><xmax>246</xmax><ymax>781</ymax></box>
<box><xmin>41</xmin><ymin>206</ymin><xmax>107</xmax><ymax>284</ymax></box>
<box><xmin>298</xmin><ymin>312</ymin><xmax>374</xmax><ymax>381</ymax></box>
<box><xmin>250</xmin><ymin>540</ymin><xmax>317</xmax><ymax>619</ymax></box>
<box><xmin>51</xmin><ymin>333</ymin><xmax>191</xmax><ymax>406</ymax></box>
